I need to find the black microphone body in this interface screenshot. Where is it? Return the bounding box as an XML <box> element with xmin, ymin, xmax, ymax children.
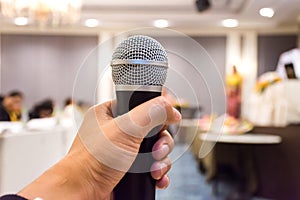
<box><xmin>113</xmin><ymin>90</ymin><xmax>161</xmax><ymax>200</ymax></box>
<box><xmin>111</xmin><ymin>35</ymin><xmax>168</xmax><ymax>200</ymax></box>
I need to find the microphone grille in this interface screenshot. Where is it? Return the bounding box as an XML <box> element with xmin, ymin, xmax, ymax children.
<box><xmin>111</xmin><ymin>35</ymin><xmax>168</xmax><ymax>86</ymax></box>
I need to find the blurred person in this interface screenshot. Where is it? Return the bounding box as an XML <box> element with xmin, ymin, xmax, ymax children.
<box><xmin>276</xmin><ymin>48</ymin><xmax>300</xmax><ymax>79</ymax></box>
<box><xmin>0</xmin><ymin>91</ymin><xmax>23</xmax><ymax>121</ymax></box>
<box><xmin>28</xmin><ymin>99</ymin><xmax>54</xmax><ymax>120</ymax></box>
<box><xmin>77</xmin><ymin>100</ymin><xmax>91</xmax><ymax>115</ymax></box>
<box><xmin>60</xmin><ymin>97</ymin><xmax>83</xmax><ymax>127</ymax></box>
<box><xmin>0</xmin><ymin>96</ymin><xmax>181</xmax><ymax>200</ymax></box>
<box><xmin>64</xmin><ymin>97</ymin><xmax>74</xmax><ymax>108</ymax></box>
<box><xmin>62</xmin><ymin>97</ymin><xmax>81</xmax><ymax>118</ymax></box>
<box><xmin>226</xmin><ymin>65</ymin><xmax>242</xmax><ymax>118</ymax></box>
<box><xmin>0</xmin><ymin>94</ymin><xmax>4</xmax><ymax>104</ymax></box>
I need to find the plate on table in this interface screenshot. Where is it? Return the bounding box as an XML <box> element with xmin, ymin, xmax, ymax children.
<box><xmin>198</xmin><ymin>115</ymin><xmax>253</xmax><ymax>134</ymax></box>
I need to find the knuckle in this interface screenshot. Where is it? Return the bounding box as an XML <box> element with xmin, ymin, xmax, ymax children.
<box><xmin>156</xmin><ymin>96</ymin><xmax>171</xmax><ymax>112</ymax></box>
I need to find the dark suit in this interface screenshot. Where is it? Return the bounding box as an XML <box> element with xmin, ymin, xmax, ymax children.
<box><xmin>0</xmin><ymin>195</ymin><xmax>27</xmax><ymax>200</ymax></box>
<box><xmin>0</xmin><ymin>105</ymin><xmax>11</xmax><ymax>121</ymax></box>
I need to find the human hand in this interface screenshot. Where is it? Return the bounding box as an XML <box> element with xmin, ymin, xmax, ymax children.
<box><xmin>18</xmin><ymin>96</ymin><xmax>181</xmax><ymax>200</ymax></box>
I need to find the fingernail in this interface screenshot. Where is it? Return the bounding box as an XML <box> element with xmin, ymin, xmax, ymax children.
<box><xmin>159</xmin><ymin>162</ymin><xmax>168</xmax><ymax>171</ymax></box>
<box><xmin>160</xmin><ymin>144</ymin><xmax>170</xmax><ymax>156</ymax></box>
<box><xmin>173</xmin><ymin>108</ymin><xmax>182</xmax><ymax>121</ymax></box>
<box><xmin>152</xmin><ymin>161</ymin><xmax>167</xmax><ymax>172</ymax></box>
<box><xmin>153</xmin><ymin>144</ymin><xmax>169</xmax><ymax>160</ymax></box>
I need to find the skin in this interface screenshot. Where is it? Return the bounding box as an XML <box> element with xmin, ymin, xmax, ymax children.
<box><xmin>18</xmin><ymin>97</ymin><xmax>181</xmax><ymax>200</ymax></box>
<box><xmin>3</xmin><ymin>96</ymin><xmax>23</xmax><ymax>113</ymax></box>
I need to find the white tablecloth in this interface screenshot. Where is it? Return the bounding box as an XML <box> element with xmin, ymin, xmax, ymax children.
<box><xmin>245</xmin><ymin>80</ymin><xmax>300</xmax><ymax>126</ymax></box>
<box><xmin>0</xmin><ymin>126</ymin><xmax>75</xmax><ymax>195</ymax></box>
<box><xmin>199</xmin><ymin>133</ymin><xmax>282</xmax><ymax>144</ymax></box>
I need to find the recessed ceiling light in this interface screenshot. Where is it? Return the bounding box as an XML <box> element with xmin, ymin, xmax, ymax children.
<box><xmin>259</xmin><ymin>8</ymin><xmax>274</xmax><ymax>18</ymax></box>
<box><xmin>222</xmin><ymin>19</ymin><xmax>239</xmax><ymax>28</ymax></box>
<box><xmin>14</xmin><ymin>17</ymin><xmax>29</xmax><ymax>26</ymax></box>
<box><xmin>84</xmin><ymin>19</ymin><xmax>99</xmax><ymax>27</ymax></box>
<box><xmin>153</xmin><ymin>19</ymin><xmax>169</xmax><ymax>28</ymax></box>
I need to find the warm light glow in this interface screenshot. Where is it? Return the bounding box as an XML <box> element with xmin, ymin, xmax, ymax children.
<box><xmin>222</xmin><ymin>19</ymin><xmax>239</xmax><ymax>28</ymax></box>
<box><xmin>84</xmin><ymin>19</ymin><xmax>99</xmax><ymax>28</ymax></box>
<box><xmin>14</xmin><ymin>17</ymin><xmax>29</xmax><ymax>26</ymax></box>
<box><xmin>259</xmin><ymin>7</ymin><xmax>274</xmax><ymax>18</ymax></box>
<box><xmin>153</xmin><ymin>19</ymin><xmax>169</xmax><ymax>28</ymax></box>
<box><xmin>1</xmin><ymin>0</ymin><xmax>82</xmax><ymax>26</ymax></box>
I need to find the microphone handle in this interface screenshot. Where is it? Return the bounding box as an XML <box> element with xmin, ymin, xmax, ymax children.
<box><xmin>113</xmin><ymin>90</ymin><xmax>161</xmax><ymax>200</ymax></box>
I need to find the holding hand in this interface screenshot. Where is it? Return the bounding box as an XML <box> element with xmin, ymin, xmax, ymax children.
<box><xmin>18</xmin><ymin>97</ymin><xmax>181</xmax><ymax>200</ymax></box>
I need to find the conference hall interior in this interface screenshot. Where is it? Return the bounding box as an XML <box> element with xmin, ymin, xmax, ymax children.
<box><xmin>1</xmin><ymin>0</ymin><xmax>300</xmax><ymax>199</ymax></box>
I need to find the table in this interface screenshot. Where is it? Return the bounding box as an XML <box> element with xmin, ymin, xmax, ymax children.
<box><xmin>0</xmin><ymin>126</ymin><xmax>75</xmax><ymax>195</ymax></box>
<box><xmin>197</xmin><ymin>132</ymin><xmax>282</xmax><ymax>197</ymax></box>
<box><xmin>199</xmin><ymin>133</ymin><xmax>282</xmax><ymax>144</ymax></box>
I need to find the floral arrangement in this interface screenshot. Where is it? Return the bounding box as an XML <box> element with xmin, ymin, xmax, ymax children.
<box><xmin>198</xmin><ymin>114</ymin><xmax>253</xmax><ymax>134</ymax></box>
<box><xmin>255</xmin><ymin>72</ymin><xmax>282</xmax><ymax>93</ymax></box>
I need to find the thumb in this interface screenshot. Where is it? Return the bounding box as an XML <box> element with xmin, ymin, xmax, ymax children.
<box><xmin>114</xmin><ymin>96</ymin><xmax>181</xmax><ymax>139</ymax></box>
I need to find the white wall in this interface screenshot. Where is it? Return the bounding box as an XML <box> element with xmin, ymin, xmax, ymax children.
<box><xmin>1</xmin><ymin>29</ymin><xmax>299</xmax><ymax>117</ymax></box>
<box><xmin>0</xmin><ymin>34</ymin><xmax>98</xmax><ymax>110</ymax></box>
<box><xmin>154</xmin><ymin>36</ymin><xmax>226</xmax><ymax>115</ymax></box>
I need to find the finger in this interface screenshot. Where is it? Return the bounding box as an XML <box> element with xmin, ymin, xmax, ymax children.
<box><xmin>115</xmin><ymin>96</ymin><xmax>181</xmax><ymax>139</ymax></box>
<box><xmin>93</xmin><ymin>100</ymin><xmax>115</xmax><ymax>123</ymax></box>
<box><xmin>152</xmin><ymin>130</ymin><xmax>174</xmax><ymax>161</ymax></box>
<box><xmin>156</xmin><ymin>175</ymin><xmax>170</xmax><ymax>189</ymax></box>
<box><xmin>77</xmin><ymin>102</ymin><xmax>139</xmax><ymax>173</ymax></box>
<box><xmin>129</xmin><ymin>96</ymin><xmax>181</xmax><ymax>126</ymax></box>
<box><xmin>150</xmin><ymin>157</ymin><xmax>171</xmax><ymax>180</ymax></box>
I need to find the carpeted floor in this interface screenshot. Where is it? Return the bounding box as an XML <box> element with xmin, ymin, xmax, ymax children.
<box><xmin>156</xmin><ymin>144</ymin><xmax>212</xmax><ymax>200</ymax></box>
<box><xmin>156</xmin><ymin>144</ymin><xmax>270</xmax><ymax>200</ymax></box>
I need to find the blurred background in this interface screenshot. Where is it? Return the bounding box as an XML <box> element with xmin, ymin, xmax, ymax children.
<box><xmin>0</xmin><ymin>0</ymin><xmax>300</xmax><ymax>199</ymax></box>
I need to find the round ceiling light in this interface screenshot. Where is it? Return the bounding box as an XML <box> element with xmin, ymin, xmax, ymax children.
<box><xmin>222</xmin><ymin>19</ymin><xmax>239</xmax><ymax>28</ymax></box>
<box><xmin>153</xmin><ymin>19</ymin><xmax>169</xmax><ymax>28</ymax></box>
<box><xmin>259</xmin><ymin>8</ymin><xmax>274</xmax><ymax>18</ymax></box>
<box><xmin>84</xmin><ymin>19</ymin><xmax>99</xmax><ymax>27</ymax></box>
<box><xmin>14</xmin><ymin>17</ymin><xmax>29</xmax><ymax>26</ymax></box>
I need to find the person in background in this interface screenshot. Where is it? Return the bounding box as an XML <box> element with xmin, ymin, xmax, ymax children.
<box><xmin>276</xmin><ymin>48</ymin><xmax>300</xmax><ymax>79</ymax></box>
<box><xmin>64</xmin><ymin>98</ymin><xmax>73</xmax><ymax>107</ymax></box>
<box><xmin>62</xmin><ymin>97</ymin><xmax>79</xmax><ymax>118</ymax></box>
<box><xmin>77</xmin><ymin>100</ymin><xmax>91</xmax><ymax>115</ymax></box>
<box><xmin>226</xmin><ymin>65</ymin><xmax>243</xmax><ymax>118</ymax></box>
<box><xmin>0</xmin><ymin>95</ymin><xmax>4</xmax><ymax>104</ymax></box>
<box><xmin>0</xmin><ymin>91</ymin><xmax>23</xmax><ymax>121</ymax></box>
<box><xmin>60</xmin><ymin>97</ymin><xmax>83</xmax><ymax>127</ymax></box>
<box><xmin>28</xmin><ymin>99</ymin><xmax>54</xmax><ymax>120</ymax></box>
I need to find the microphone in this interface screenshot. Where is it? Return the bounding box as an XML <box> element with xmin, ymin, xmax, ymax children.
<box><xmin>111</xmin><ymin>35</ymin><xmax>168</xmax><ymax>200</ymax></box>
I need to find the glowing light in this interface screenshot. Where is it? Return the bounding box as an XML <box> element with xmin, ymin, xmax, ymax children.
<box><xmin>14</xmin><ymin>17</ymin><xmax>29</xmax><ymax>26</ymax></box>
<box><xmin>84</xmin><ymin>19</ymin><xmax>99</xmax><ymax>27</ymax></box>
<box><xmin>222</xmin><ymin>19</ymin><xmax>239</xmax><ymax>28</ymax></box>
<box><xmin>153</xmin><ymin>19</ymin><xmax>169</xmax><ymax>28</ymax></box>
<box><xmin>259</xmin><ymin>7</ymin><xmax>274</xmax><ymax>18</ymax></box>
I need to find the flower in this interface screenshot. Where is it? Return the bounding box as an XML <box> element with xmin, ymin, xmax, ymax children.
<box><xmin>255</xmin><ymin>72</ymin><xmax>282</xmax><ymax>93</ymax></box>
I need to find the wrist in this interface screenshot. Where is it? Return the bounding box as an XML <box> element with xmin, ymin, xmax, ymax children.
<box><xmin>18</xmin><ymin>154</ymin><xmax>102</xmax><ymax>200</ymax></box>
<box><xmin>18</xmin><ymin>164</ymin><xmax>74</xmax><ymax>200</ymax></box>
<box><xmin>66</xmin><ymin>140</ymin><xmax>121</xmax><ymax>200</ymax></box>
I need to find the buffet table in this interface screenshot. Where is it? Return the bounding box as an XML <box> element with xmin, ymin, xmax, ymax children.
<box><xmin>196</xmin><ymin>132</ymin><xmax>282</xmax><ymax>196</ymax></box>
<box><xmin>0</xmin><ymin>126</ymin><xmax>74</xmax><ymax>195</ymax></box>
<box><xmin>199</xmin><ymin>133</ymin><xmax>281</xmax><ymax>144</ymax></box>
<box><xmin>245</xmin><ymin>80</ymin><xmax>300</xmax><ymax>126</ymax></box>
<box><xmin>251</xmin><ymin>125</ymin><xmax>300</xmax><ymax>200</ymax></box>
<box><xmin>192</xmin><ymin>125</ymin><xmax>300</xmax><ymax>200</ymax></box>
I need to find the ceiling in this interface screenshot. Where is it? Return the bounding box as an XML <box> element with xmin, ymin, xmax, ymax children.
<box><xmin>0</xmin><ymin>0</ymin><xmax>300</xmax><ymax>32</ymax></box>
<box><xmin>80</xmin><ymin>0</ymin><xmax>300</xmax><ymax>30</ymax></box>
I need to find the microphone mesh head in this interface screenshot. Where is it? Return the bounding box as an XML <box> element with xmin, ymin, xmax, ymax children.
<box><xmin>111</xmin><ymin>35</ymin><xmax>168</xmax><ymax>86</ymax></box>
